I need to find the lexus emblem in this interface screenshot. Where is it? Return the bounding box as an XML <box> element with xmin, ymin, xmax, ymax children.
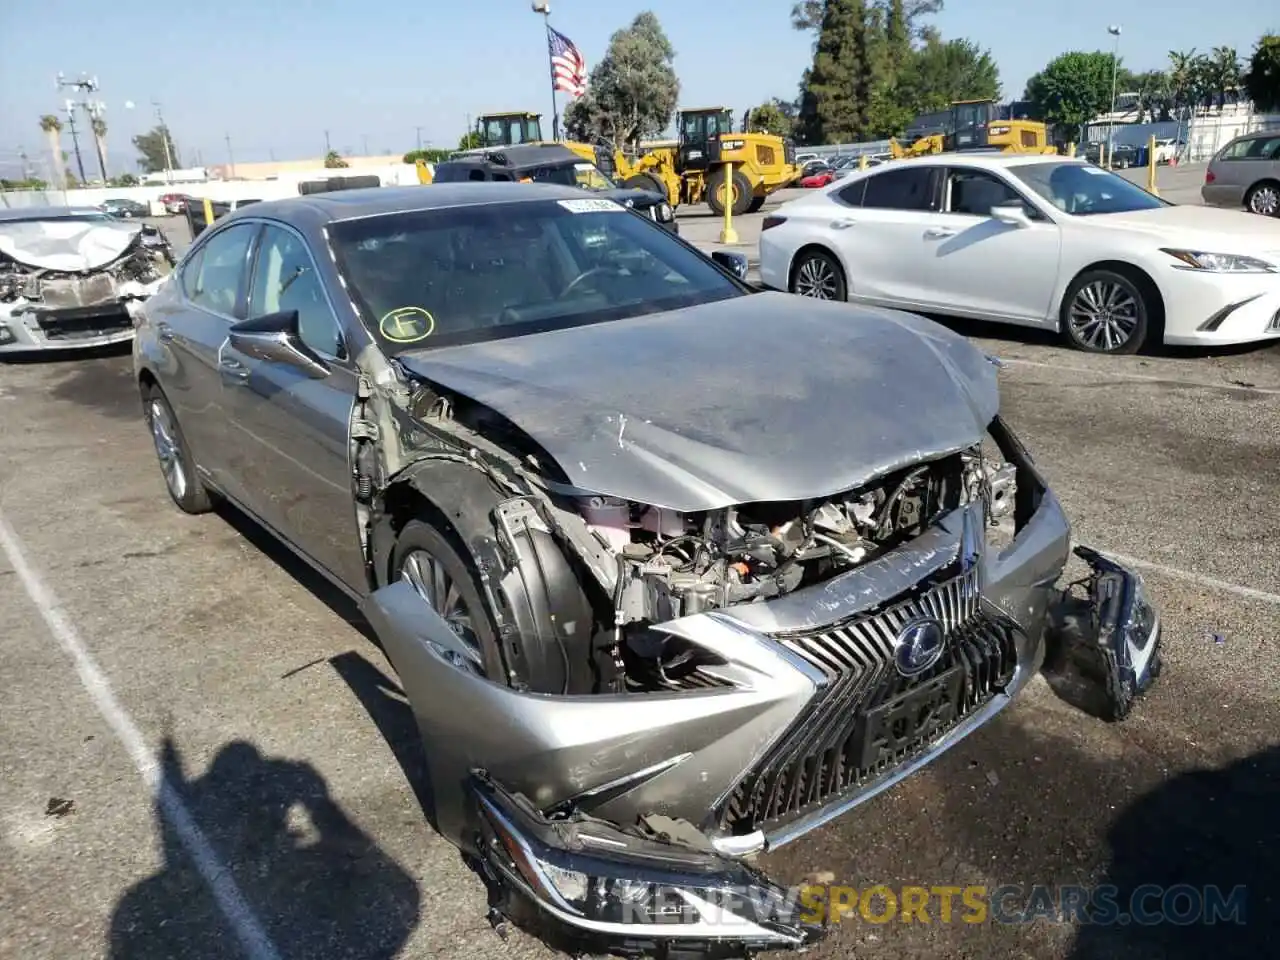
<box><xmin>893</xmin><ymin>618</ymin><xmax>946</xmax><ymax>677</ymax></box>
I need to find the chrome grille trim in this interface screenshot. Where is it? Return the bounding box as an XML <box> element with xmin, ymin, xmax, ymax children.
<box><xmin>720</xmin><ymin>566</ymin><xmax>1019</xmax><ymax>833</ymax></box>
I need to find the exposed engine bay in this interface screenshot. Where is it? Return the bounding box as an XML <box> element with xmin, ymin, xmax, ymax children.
<box><xmin>575</xmin><ymin>451</ymin><xmax>1017</xmax><ymax>690</ymax></box>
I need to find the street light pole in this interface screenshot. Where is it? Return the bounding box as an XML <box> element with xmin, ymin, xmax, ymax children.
<box><xmin>153</xmin><ymin>100</ymin><xmax>174</xmax><ymax>184</ymax></box>
<box><xmin>1107</xmin><ymin>25</ymin><xmax>1122</xmax><ymax>169</ymax></box>
<box><xmin>532</xmin><ymin>2</ymin><xmax>558</xmax><ymax>142</ymax></box>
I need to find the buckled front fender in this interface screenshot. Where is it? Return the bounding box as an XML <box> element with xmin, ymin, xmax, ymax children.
<box><xmin>1043</xmin><ymin>545</ymin><xmax>1163</xmax><ymax>721</ymax></box>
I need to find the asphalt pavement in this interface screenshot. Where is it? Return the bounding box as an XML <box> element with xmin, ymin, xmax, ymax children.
<box><xmin>1</xmin><ymin>161</ymin><xmax>1277</xmax><ymax>960</ymax></box>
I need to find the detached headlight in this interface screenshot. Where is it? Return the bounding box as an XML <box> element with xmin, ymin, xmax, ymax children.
<box><xmin>1161</xmin><ymin>249</ymin><xmax>1277</xmax><ymax>273</ymax></box>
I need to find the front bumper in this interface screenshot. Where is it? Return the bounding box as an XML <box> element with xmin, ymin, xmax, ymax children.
<box><xmin>362</xmin><ymin>419</ymin><xmax>1163</xmax><ymax>952</ymax></box>
<box><xmin>1161</xmin><ymin>267</ymin><xmax>1280</xmax><ymax>346</ymax></box>
<box><xmin>0</xmin><ymin>301</ymin><xmax>141</xmax><ymax>354</ymax></box>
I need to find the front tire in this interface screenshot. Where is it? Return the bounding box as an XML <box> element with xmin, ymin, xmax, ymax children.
<box><xmin>1245</xmin><ymin>180</ymin><xmax>1280</xmax><ymax>217</ymax></box>
<box><xmin>1060</xmin><ymin>269</ymin><xmax>1150</xmax><ymax>354</ymax></box>
<box><xmin>143</xmin><ymin>384</ymin><xmax>213</xmax><ymax>514</ymax></box>
<box><xmin>706</xmin><ymin>167</ymin><xmax>753</xmax><ymax>217</ymax></box>
<box><xmin>790</xmin><ymin>248</ymin><xmax>847</xmax><ymax>301</ymax></box>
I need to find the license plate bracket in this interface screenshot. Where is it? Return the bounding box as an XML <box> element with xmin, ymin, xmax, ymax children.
<box><xmin>855</xmin><ymin>665</ymin><xmax>965</xmax><ymax>770</ymax></box>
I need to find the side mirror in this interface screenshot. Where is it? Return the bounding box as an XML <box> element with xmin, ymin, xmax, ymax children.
<box><xmin>228</xmin><ymin>309</ymin><xmax>330</xmax><ymax>378</ymax></box>
<box><xmin>711</xmin><ymin>250</ymin><xmax>750</xmax><ymax>280</ymax></box>
<box><xmin>991</xmin><ymin>203</ymin><xmax>1033</xmax><ymax>228</ymax></box>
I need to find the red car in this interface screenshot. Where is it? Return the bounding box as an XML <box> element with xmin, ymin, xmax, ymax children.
<box><xmin>800</xmin><ymin>167</ymin><xmax>835</xmax><ymax>188</ymax></box>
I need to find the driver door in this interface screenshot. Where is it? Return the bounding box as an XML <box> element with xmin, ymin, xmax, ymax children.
<box><xmin>219</xmin><ymin>222</ymin><xmax>368</xmax><ymax>593</ymax></box>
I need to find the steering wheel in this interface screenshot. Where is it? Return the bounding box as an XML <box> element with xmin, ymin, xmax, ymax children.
<box><xmin>559</xmin><ymin>265</ymin><xmax>614</xmax><ymax>298</ymax></box>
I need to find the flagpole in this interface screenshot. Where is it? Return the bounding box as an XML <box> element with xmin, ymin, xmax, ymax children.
<box><xmin>535</xmin><ymin>4</ymin><xmax>559</xmax><ymax>141</ymax></box>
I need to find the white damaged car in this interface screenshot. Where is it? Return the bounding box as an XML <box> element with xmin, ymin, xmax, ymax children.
<box><xmin>0</xmin><ymin>206</ymin><xmax>174</xmax><ymax>355</ymax></box>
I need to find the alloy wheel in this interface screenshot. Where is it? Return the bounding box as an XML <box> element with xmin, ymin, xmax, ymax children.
<box><xmin>148</xmin><ymin>399</ymin><xmax>188</xmax><ymax>500</ymax></box>
<box><xmin>1249</xmin><ymin>184</ymin><xmax>1279</xmax><ymax>216</ymax></box>
<box><xmin>1068</xmin><ymin>280</ymin><xmax>1139</xmax><ymax>352</ymax></box>
<box><xmin>400</xmin><ymin>549</ymin><xmax>482</xmax><ymax>656</ymax></box>
<box><xmin>794</xmin><ymin>256</ymin><xmax>839</xmax><ymax>299</ymax></box>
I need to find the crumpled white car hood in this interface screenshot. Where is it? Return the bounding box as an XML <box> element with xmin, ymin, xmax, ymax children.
<box><xmin>0</xmin><ymin>219</ymin><xmax>143</xmax><ymax>271</ymax></box>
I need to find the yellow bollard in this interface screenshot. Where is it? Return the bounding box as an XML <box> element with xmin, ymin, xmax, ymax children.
<box><xmin>1146</xmin><ymin>134</ymin><xmax>1159</xmax><ymax>196</ymax></box>
<box><xmin>858</xmin><ymin>154</ymin><xmax>868</xmax><ymax>170</ymax></box>
<box><xmin>202</xmin><ymin>197</ymin><xmax>215</xmax><ymax>231</ymax></box>
<box><xmin>719</xmin><ymin>161</ymin><xmax>738</xmax><ymax>244</ymax></box>
<box><xmin>1100</xmin><ymin>141</ymin><xmax>1108</xmax><ymax>169</ymax></box>
<box><xmin>1066</xmin><ymin>141</ymin><xmax>1076</xmax><ymax>158</ymax></box>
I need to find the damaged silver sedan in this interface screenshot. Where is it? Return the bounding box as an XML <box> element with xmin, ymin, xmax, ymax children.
<box><xmin>0</xmin><ymin>206</ymin><xmax>173</xmax><ymax>354</ymax></box>
<box><xmin>133</xmin><ymin>184</ymin><xmax>1162</xmax><ymax>955</ymax></box>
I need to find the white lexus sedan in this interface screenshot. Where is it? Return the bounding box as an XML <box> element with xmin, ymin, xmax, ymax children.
<box><xmin>758</xmin><ymin>154</ymin><xmax>1280</xmax><ymax>354</ymax></box>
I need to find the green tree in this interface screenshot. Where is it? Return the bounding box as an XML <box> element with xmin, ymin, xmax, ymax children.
<box><xmin>1025</xmin><ymin>51</ymin><xmax>1120</xmax><ymax>135</ymax></box>
<box><xmin>1130</xmin><ymin>69</ymin><xmax>1171</xmax><ymax>122</ymax></box>
<box><xmin>898</xmin><ymin>36</ymin><xmax>1000</xmax><ymax>116</ymax></box>
<box><xmin>110</xmin><ymin>173</ymin><xmax>140</xmax><ymax>187</ymax></box>
<box><xmin>323</xmin><ymin>150</ymin><xmax>349</xmax><ymax>168</ymax></box>
<box><xmin>132</xmin><ymin>125</ymin><xmax>178</xmax><ymax>173</ymax></box>
<box><xmin>402</xmin><ymin>147</ymin><xmax>451</xmax><ymax>164</ymax></box>
<box><xmin>1243</xmin><ymin>34</ymin><xmax>1280</xmax><ymax>111</ymax></box>
<box><xmin>563</xmin><ymin>11</ymin><xmax>680</xmax><ymax>147</ymax></box>
<box><xmin>457</xmin><ymin>130</ymin><xmax>483</xmax><ymax>151</ymax></box>
<box><xmin>797</xmin><ymin>0</ymin><xmax>874</xmax><ymax>144</ymax></box>
<box><xmin>1207</xmin><ymin>45</ymin><xmax>1242</xmax><ymax>109</ymax></box>
<box><xmin>744</xmin><ymin>99</ymin><xmax>796</xmax><ymax>137</ymax></box>
<box><xmin>792</xmin><ymin>0</ymin><xmax>941</xmax><ymax>37</ymax></box>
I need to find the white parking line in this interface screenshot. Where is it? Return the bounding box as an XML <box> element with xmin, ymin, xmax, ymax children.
<box><xmin>999</xmin><ymin>357</ymin><xmax>1280</xmax><ymax>396</ymax></box>
<box><xmin>0</xmin><ymin>511</ymin><xmax>283</xmax><ymax>960</ymax></box>
<box><xmin>1094</xmin><ymin>547</ymin><xmax>1280</xmax><ymax>607</ymax></box>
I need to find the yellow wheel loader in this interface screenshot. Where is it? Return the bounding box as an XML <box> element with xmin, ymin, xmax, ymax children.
<box><xmin>613</xmin><ymin>108</ymin><xmax>799</xmax><ymax>215</ymax></box>
<box><xmin>889</xmin><ymin>100</ymin><xmax>1059</xmax><ymax>159</ymax></box>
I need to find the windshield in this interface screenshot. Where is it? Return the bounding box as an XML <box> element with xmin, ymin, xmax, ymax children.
<box><xmin>1010</xmin><ymin>161</ymin><xmax>1170</xmax><ymax>215</ymax></box>
<box><xmin>328</xmin><ymin>198</ymin><xmax>744</xmax><ymax>354</ymax></box>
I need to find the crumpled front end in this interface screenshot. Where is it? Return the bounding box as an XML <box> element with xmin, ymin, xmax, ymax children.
<box><xmin>0</xmin><ymin>220</ymin><xmax>173</xmax><ymax>354</ymax></box>
<box><xmin>360</xmin><ymin>408</ymin><xmax>1162</xmax><ymax>952</ymax></box>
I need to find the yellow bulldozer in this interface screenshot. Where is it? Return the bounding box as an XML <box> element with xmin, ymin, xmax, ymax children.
<box><xmin>889</xmin><ymin>99</ymin><xmax>1059</xmax><ymax>159</ymax></box>
<box><xmin>417</xmin><ymin>108</ymin><xmax>799</xmax><ymax>216</ymax></box>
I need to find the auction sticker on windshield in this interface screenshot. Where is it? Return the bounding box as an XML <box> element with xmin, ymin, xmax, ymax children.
<box><xmin>379</xmin><ymin>306</ymin><xmax>436</xmax><ymax>343</ymax></box>
<box><xmin>557</xmin><ymin>198</ymin><xmax>624</xmax><ymax>214</ymax></box>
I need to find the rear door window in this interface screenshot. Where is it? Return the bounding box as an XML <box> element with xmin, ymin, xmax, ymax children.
<box><xmin>861</xmin><ymin>167</ymin><xmax>936</xmax><ymax>211</ymax></box>
<box><xmin>183</xmin><ymin>222</ymin><xmax>257</xmax><ymax>317</ymax></box>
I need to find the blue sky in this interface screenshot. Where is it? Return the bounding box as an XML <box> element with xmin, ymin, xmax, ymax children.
<box><xmin>0</xmin><ymin>0</ymin><xmax>1274</xmax><ymax>176</ymax></box>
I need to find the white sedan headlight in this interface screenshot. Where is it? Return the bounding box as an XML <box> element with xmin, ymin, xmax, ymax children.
<box><xmin>1161</xmin><ymin>249</ymin><xmax>1277</xmax><ymax>273</ymax></box>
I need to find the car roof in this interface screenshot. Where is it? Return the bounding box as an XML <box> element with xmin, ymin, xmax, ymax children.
<box><xmin>0</xmin><ymin>205</ymin><xmax>109</xmax><ymax>222</ymax></box>
<box><xmin>218</xmin><ymin>182</ymin><xmax>594</xmax><ymax>230</ymax></box>
<box><xmin>437</xmin><ymin>143</ymin><xmax>586</xmax><ymax>175</ymax></box>
<box><xmin>876</xmin><ymin>153</ymin><xmax>1085</xmax><ymax>171</ymax></box>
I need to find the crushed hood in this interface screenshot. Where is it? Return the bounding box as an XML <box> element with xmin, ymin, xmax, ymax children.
<box><xmin>398</xmin><ymin>292</ymin><xmax>1000</xmax><ymax>512</ymax></box>
<box><xmin>0</xmin><ymin>219</ymin><xmax>143</xmax><ymax>272</ymax></box>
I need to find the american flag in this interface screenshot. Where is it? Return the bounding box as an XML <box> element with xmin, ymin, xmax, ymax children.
<box><xmin>548</xmin><ymin>26</ymin><xmax>587</xmax><ymax>98</ymax></box>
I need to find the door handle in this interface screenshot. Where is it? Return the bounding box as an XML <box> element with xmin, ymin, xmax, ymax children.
<box><xmin>829</xmin><ymin>218</ymin><xmax>857</xmax><ymax>229</ymax></box>
<box><xmin>923</xmin><ymin>228</ymin><xmax>956</xmax><ymax>239</ymax></box>
<box><xmin>219</xmin><ymin>358</ymin><xmax>250</xmax><ymax>382</ymax></box>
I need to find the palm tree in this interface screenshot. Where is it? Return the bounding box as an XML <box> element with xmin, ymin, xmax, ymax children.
<box><xmin>1210</xmin><ymin>46</ymin><xmax>1241</xmax><ymax>109</ymax></box>
<box><xmin>89</xmin><ymin>113</ymin><xmax>109</xmax><ymax>183</ymax></box>
<box><xmin>39</xmin><ymin>115</ymin><xmax>65</xmax><ymax>190</ymax></box>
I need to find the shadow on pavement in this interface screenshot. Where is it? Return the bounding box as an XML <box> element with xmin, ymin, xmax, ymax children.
<box><xmin>1068</xmin><ymin>744</ymin><xmax>1279</xmax><ymax>960</ymax></box>
<box><xmin>329</xmin><ymin>651</ymin><xmax>438</xmax><ymax>831</ymax></box>
<box><xmin>108</xmin><ymin>737</ymin><xmax>421</xmax><ymax>960</ymax></box>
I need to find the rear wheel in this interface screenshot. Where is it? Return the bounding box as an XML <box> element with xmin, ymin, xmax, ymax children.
<box><xmin>391</xmin><ymin>520</ymin><xmax>507</xmax><ymax>681</ymax></box>
<box><xmin>143</xmin><ymin>384</ymin><xmax>213</xmax><ymax>514</ymax></box>
<box><xmin>1245</xmin><ymin>180</ymin><xmax>1280</xmax><ymax>217</ymax></box>
<box><xmin>706</xmin><ymin>167</ymin><xmax>753</xmax><ymax>217</ymax></box>
<box><xmin>789</xmin><ymin>248</ymin><xmax>847</xmax><ymax>301</ymax></box>
<box><xmin>1060</xmin><ymin>269</ymin><xmax>1150</xmax><ymax>354</ymax></box>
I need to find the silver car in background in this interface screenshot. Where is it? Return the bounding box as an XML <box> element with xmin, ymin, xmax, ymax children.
<box><xmin>0</xmin><ymin>205</ymin><xmax>174</xmax><ymax>354</ymax></box>
<box><xmin>133</xmin><ymin>183</ymin><xmax>1162</xmax><ymax>954</ymax></box>
<box><xmin>1202</xmin><ymin>130</ymin><xmax>1280</xmax><ymax>216</ymax></box>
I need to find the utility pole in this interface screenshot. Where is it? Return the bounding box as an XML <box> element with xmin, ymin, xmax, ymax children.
<box><xmin>225</xmin><ymin>133</ymin><xmax>236</xmax><ymax>178</ymax></box>
<box><xmin>415</xmin><ymin>126</ymin><xmax>423</xmax><ymax>150</ymax></box>
<box><xmin>153</xmin><ymin>100</ymin><xmax>174</xmax><ymax>184</ymax></box>
<box><xmin>362</xmin><ymin>134</ymin><xmax>369</xmax><ymax>156</ymax></box>
<box><xmin>1106</xmin><ymin>25</ymin><xmax>1122</xmax><ymax>169</ymax></box>
<box><xmin>324</xmin><ymin>130</ymin><xmax>331</xmax><ymax>154</ymax></box>
<box><xmin>63</xmin><ymin>101</ymin><xmax>87</xmax><ymax>184</ymax></box>
<box><xmin>532</xmin><ymin>1</ymin><xmax>558</xmax><ymax>141</ymax></box>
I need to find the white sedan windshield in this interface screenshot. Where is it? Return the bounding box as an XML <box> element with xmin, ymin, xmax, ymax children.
<box><xmin>1011</xmin><ymin>162</ymin><xmax>1170</xmax><ymax>216</ymax></box>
